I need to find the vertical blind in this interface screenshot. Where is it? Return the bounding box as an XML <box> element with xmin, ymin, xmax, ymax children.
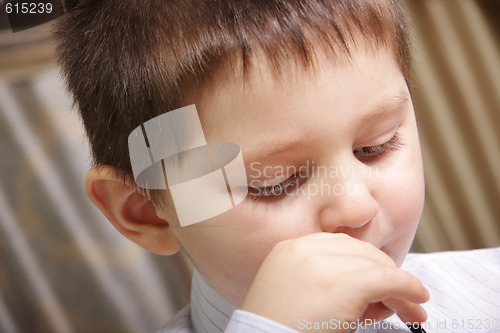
<box><xmin>0</xmin><ymin>1</ymin><xmax>499</xmax><ymax>332</ymax></box>
<box><xmin>0</xmin><ymin>18</ymin><xmax>191</xmax><ymax>333</ymax></box>
<box><xmin>404</xmin><ymin>0</ymin><xmax>500</xmax><ymax>252</ymax></box>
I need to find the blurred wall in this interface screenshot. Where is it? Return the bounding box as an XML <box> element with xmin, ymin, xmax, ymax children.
<box><xmin>403</xmin><ymin>0</ymin><xmax>500</xmax><ymax>252</ymax></box>
<box><xmin>0</xmin><ymin>8</ymin><xmax>191</xmax><ymax>333</ymax></box>
<box><xmin>0</xmin><ymin>1</ymin><xmax>499</xmax><ymax>332</ymax></box>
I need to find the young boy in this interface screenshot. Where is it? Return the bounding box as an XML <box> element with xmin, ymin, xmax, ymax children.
<box><xmin>54</xmin><ymin>0</ymin><xmax>500</xmax><ymax>332</ymax></box>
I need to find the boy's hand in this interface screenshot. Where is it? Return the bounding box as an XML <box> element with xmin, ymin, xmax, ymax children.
<box><xmin>241</xmin><ymin>233</ymin><xmax>429</xmax><ymax>333</ymax></box>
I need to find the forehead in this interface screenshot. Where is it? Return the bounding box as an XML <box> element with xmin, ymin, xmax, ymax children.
<box><xmin>196</xmin><ymin>46</ymin><xmax>408</xmax><ymax>145</ymax></box>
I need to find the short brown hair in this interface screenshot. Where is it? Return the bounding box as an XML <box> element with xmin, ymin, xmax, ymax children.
<box><xmin>54</xmin><ymin>0</ymin><xmax>411</xmax><ymax>202</ymax></box>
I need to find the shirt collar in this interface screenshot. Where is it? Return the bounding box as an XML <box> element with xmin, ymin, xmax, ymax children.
<box><xmin>190</xmin><ymin>269</ymin><xmax>239</xmax><ymax>333</ymax></box>
<box><xmin>188</xmin><ymin>268</ymin><xmax>411</xmax><ymax>333</ymax></box>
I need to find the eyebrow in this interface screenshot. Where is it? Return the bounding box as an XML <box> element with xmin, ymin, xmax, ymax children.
<box><xmin>244</xmin><ymin>136</ymin><xmax>309</xmax><ymax>164</ymax></box>
<box><xmin>359</xmin><ymin>91</ymin><xmax>410</xmax><ymax>124</ymax></box>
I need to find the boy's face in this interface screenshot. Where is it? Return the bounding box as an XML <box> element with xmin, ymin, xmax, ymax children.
<box><xmin>159</xmin><ymin>46</ymin><xmax>425</xmax><ymax>305</ymax></box>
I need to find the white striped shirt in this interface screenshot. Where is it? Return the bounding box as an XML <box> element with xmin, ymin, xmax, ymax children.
<box><xmin>156</xmin><ymin>247</ymin><xmax>500</xmax><ymax>333</ymax></box>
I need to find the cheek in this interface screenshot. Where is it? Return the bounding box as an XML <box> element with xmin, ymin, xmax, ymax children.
<box><xmin>178</xmin><ymin>200</ymin><xmax>313</xmax><ymax>287</ymax></box>
<box><xmin>234</xmin><ymin>202</ymin><xmax>315</xmax><ymax>267</ymax></box>
<box><xmin>379</xmin><ymin>147</ymin><xmax>425</xmax><ymax>265</ymax></box>
<box><xmin>386</xmin><ymin>171</ymin><xmax>425</xmax><ymax>227</ymax></box>
<box><xmin>237</xmin><ymin>200</ymin><xmax>316</xmax><ymax>250</ymax></box>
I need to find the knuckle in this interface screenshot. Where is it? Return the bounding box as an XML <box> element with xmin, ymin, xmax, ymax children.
<box><xmin>332</xmin><ymin>232</ymin><xmax>350</xmax><ymax>240</ymax></box>
<box><xmin>273</xmin><ymin>237</ymin><xmax>303</xmax><ymax>256</ymax></box>
<box><xmin>307</xmin><ymin>254</ymin><xmax>326</xmax><ymax>272</ymax></box>
<box><xmin>306</xmin><ymin>254</ymin><xmax>335</xmax><ymax>288</ymax></box>
<box><xmin>376</xmin><ymin>266</ymin><xmax>400</xmax><ymax>282</ymax></box>
<box><xmin>272</xmin><ymin>240</ymin><xmax>287</xmax><ymax>252</ymax></box>
<box><xmin>374</xmin><ymin>268</ymin><xmax>420</xmax><ymax>290</ymax></box>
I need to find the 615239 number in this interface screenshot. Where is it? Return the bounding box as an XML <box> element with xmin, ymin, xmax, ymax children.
<box><xmin>5</xmin><ymin>2</ymin><xmax>53</xmax><ymax>14</ymax></box>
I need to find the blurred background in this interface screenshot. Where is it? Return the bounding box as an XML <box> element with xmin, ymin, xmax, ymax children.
<box><xmin>0</xmin><ymin>0</ymin><xmax>499</xmax><ymax>332</ymax></box>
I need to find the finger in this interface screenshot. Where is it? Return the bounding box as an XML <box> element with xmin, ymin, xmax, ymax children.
<box><xmin>382</xmin><ymin>298</ymin><xmax>427</xmax><ymax>324</ymax></box>
<box><xmin>355</xmin><ymin>267</ymin><xmax>430</xmax><ymax>304</ymax></box>
<box><xmin>295</xmin><ymin>233</ymin><xmax>396</xmax><ymax>267</ymax></box>
<box><xmin>360</xmin><ymin>302</ymin><xmax>395</xmax><ymax>322</ymax></box>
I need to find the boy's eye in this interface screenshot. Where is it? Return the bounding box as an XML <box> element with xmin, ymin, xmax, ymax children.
<box><xmin>248</xmin><ymin>171</ymin><xmax>307</xmax><ymax>201</ymax></box>
<box><xmin>353</xmin><ymin>133</ymin><xmax>403</xmax><ymax>161</ymax></box>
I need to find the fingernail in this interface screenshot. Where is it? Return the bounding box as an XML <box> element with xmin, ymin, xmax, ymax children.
<box><xmin>420</xmin><ymin>306</ymin><xmax>427</xmax><ymax>321</ymax></box>
<box><xmin>423</xmin><ymin>287</ymin><xmax>430</xmax><ymax>300</ymax></box>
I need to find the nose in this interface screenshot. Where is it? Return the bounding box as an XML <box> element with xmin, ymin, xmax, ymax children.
<box><xmin>317</xmin><ymin>160</ymin><xmax>379</xmax><ymax>233</ymax></box>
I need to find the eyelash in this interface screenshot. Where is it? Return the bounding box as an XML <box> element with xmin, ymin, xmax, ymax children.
<box><xmin>248</xmin><ymin>172</ymin><xmax>306</xmax><ymax>201</ymax></box>
<box><xmin>353</xmin><ymin>132</ymin><xmax>404</xmax><ymax>161</ymax></box>
<box><xmin>248</xmin><ymin>133</ymin><xmax>403</xmax><ymax>201</ymax></box>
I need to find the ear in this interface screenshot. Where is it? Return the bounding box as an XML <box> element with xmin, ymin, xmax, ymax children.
<box><xmin>85</xmin><ymin>165</ymin><xmax>181</xmax><ymax>255</ymax></box>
